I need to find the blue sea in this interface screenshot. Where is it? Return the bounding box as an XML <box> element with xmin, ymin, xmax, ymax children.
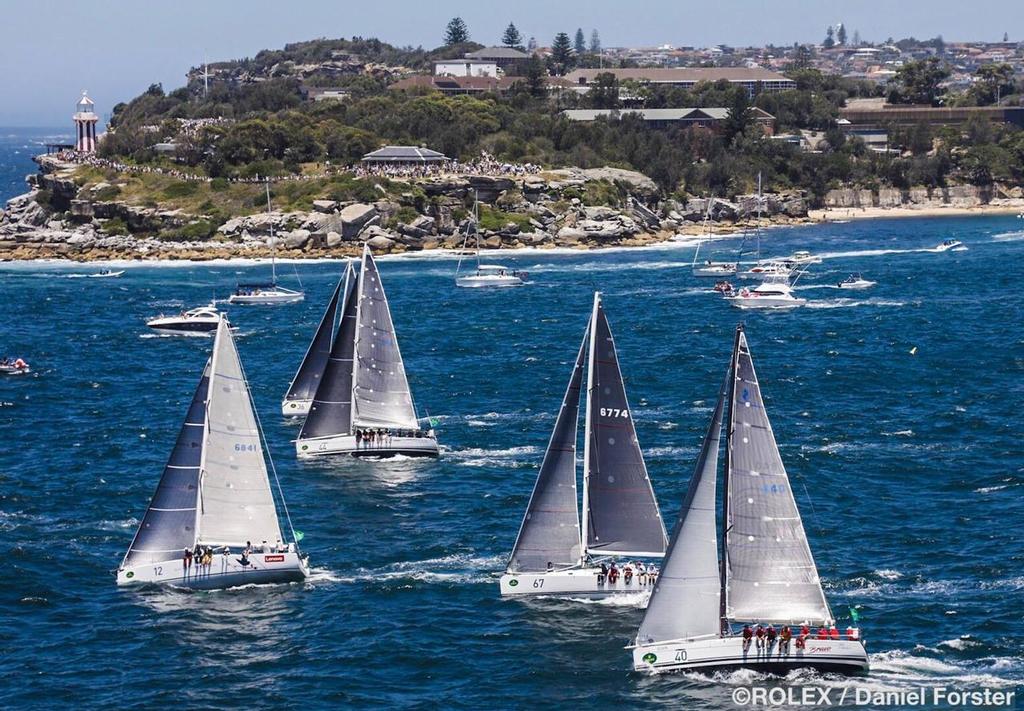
<box><xmin>2</xmin><ymin>130</ymin><xmax>1023</xmax><ymax>708</ymax></box>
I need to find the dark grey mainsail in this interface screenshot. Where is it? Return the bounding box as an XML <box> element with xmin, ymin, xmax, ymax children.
<box><xmin>299</xmin><ymin>263</ymin><xmax>357</xmax><ymax>440</ymax></box>
<box><xmin>351</xmin><ymin>246</ymin><xmax>419</xmax><ymax>430</ymax></box>
<box><xmin>283</xmin><ymin>277</ymin><xmax>343</xmax><ymax>406</ymax></box>
<box><xmin>123</xmin><ymin>364</ymin><xmax>209</xmax><ymax>566</ymax></box>
<box><xmin>507</xmin><ymin>332</ymin><xmax>587</xmax><ymax>573</ymax></box>
<box><xmin>582</xmin><ymin>295</ymin><xmax>667</xmax><ymax>557</ymax></box>
<box><xmin>724</xmin><ymin>328</ymin><xmax>832</xmax><ymax>625</ymax></box>
<box><xmin>637</xmin><ymin>374</ymin><xmax>727</xmax><ymax>644</ymax></box>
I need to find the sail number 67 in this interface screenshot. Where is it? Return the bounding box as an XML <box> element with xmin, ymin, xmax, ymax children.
<box><xmin>600</xmin><ymin>408</ymin><xmax>628</xmax><ymax>418</ymax></box>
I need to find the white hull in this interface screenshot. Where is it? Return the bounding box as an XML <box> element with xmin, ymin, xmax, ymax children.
<box><xmin>839</xmin><ymin>280</ymin><xmax>875</xmax><ymax>289</ymax></box>
<box><xmin>456</xmin><ymin>275</ymin><xmax>524</xmax><ymax>288</ymax></box>
<box><xmin>87</xmin><ymin>270</ymin><xmax>124</xmax><ymax>278</ymax></box>
<box><xmin>0</xmin><ymin>366</ymin><xmax>31</xmax><ymax>376</ymax></box>
<box><xmin>228</xmin><ymin>291</ymin><xmax>304</xmax><ymax>304</ymax></box>
<box><xmin>499</xmin><ymin>567</ymin><xmax>657</xmax><ymax>598</ymax></box>
<box><xmin>936</xmin><ymin>241</ymin><xmax>964</xmax><ymax>252</ymax></box>
<box><xmin>117</xmin><ymin>551</ymin><xmax>309</xmax><ymax>590</ymax></box>
<box><xmin>728</xmin><ymin>296</ymin><xmax>805</xmax><ymax>309</ymax></box>
<box><xmin>282</xmin><ymin>398</ymin><xmax>311</xmax><ymax>417</ymax></box>
<box><xmin>632</xmin><ymin>635</ymin><xmax>868</xmax><ymax>675</ymax></box>
<box><xmin>296</xmin><ymin>432</ymin><xmax>439</xmax><ymax>458</ymax></box>
<box><xmin>693</xmin><ymin>265</ymin><xmax>737</xmax><ymax>278</ymax></box>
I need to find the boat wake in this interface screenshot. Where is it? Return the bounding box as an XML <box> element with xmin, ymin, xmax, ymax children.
<box><xmin>805</xmin><ymin>298</ymin><xmax>906</xmax><ymax>309</ymax></box>
<box><xmin>814</xmin><ymin>247</ymin><xmax>939</xmax><ymax>260</ymax></box>
<box><xmin>992</xmin><ymin>230</ymin><xmax>1024</xmax><ymax>242</ymax></box>
<box><xmin>447</xmin><ymin>445</ymin><xmax>540</xmax><ymax>468</ymax></box>
<box><xmin>558</xmin><ymin>590</ymin><xmax>650</xmax><ymax>608</ymax></box>
<box><xmin>351</xmin><ymin>553</ymin><xmax>505</xmax><ymax>587</ymax></box>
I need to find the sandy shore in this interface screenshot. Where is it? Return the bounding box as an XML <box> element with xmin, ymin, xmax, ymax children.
<box><xmin>809</xmin><ymin>202</ymin><xmax>1024</xmax><ymax>222</ymax></box>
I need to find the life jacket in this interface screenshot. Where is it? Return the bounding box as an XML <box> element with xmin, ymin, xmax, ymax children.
<box><xmin>829</xmin><ymin>627</ymin><xmax>840</xmax><ymax>640</ymax></box>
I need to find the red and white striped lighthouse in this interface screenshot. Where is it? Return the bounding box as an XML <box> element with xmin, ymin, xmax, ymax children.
<box><xmin>73</xmin><ymin>91</ymin><xmax>99</xmax><ymax>153</ymax></box>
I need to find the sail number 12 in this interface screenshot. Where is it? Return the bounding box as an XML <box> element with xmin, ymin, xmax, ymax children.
<box><xmin>600</xmin><ymin>408</ymin><xmax>629</xmax><ymax>418</ymax></box>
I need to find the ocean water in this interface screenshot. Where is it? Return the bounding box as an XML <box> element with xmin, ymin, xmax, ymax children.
<box><xmin>2</xmin><ymin>136</ymin><xmax>1024</xmax><ymax>707</ymax></box>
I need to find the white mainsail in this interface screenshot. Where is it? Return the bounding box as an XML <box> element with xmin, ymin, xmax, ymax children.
<box><xmin>351</xmin><ymin>245</ymin><xmax>419</xmax><ymax>430</ymax></box>
<box><xmin>197</xmin><ymin>319</ymin><xmax>285</xmax><ymax>547</ymax></box>
<box><xmin>636</xmin><ymin>375</ymin><xmax>727</xmax><ymax>644</ymax></box>
<box><xmin>723</xmin><ymin>328</ymin><xmax>832</xmax><ymax>625</ymax></box>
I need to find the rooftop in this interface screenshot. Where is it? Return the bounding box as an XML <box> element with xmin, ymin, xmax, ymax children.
<box><xmin>562</xmin><ymin>107</ymin><xmax>775</xmax><ymax>122</ymax></box>
<box><xmin>361</xmin><ymin>145</ymin><xmax>448</xmax><ymax>163</ymax></box>
<box><xmin>564</xmin><ymin>67</ymin><xmax>794</xmax><ymax>84</ymax></box>
<box><xmin>465</xmin><ymin>46</ymin><xmax>530</xmax><ymax>60</ymax></box>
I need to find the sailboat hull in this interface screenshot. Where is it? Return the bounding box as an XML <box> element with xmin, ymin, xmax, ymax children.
<box><xmin>499</xmin><ymin>568</ymin><xmax>657</xmax><ymax>598</ymax></box>
<box><xmin>456</xmin><ymin>274</ymin><xmax>525</xmax><ymax>288</ymax></box>
<box><xmin>692</xmin><ymin>264</ymin><xmax>737</xmax><ymax>278</ymax></box>
<box><xmin>116</xmin><ymin>551</ymin><xmax>309</xmax><ymax>590</ymax></box>
<box><xmin>296</xmin><ymin>432</ymin><xmax>440</xmax><ymax>458</ymax></box>
<box><xmin>632</xmin><ymin>636</ymin><xmax>869</xmax><ymax>675</ymax></box>
<box><xmin>228</xmin><ymin>292</ymin><xmax>304</xmax><ymax>304</ymax></box>
<box><xmin>282</xmin><ymin>398</ymin><xmax>312</xmax><ymax>417</ymax></box>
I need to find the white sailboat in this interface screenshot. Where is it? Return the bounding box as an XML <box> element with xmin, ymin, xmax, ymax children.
<box><xmin>499</xmin><ymin>292</ymin><xmax>667</xmax><ymax>598</ymax></box>
<box><xmin>295</xmin><ymin>244</ymin><xmax>438</xmax><ymax>458</ymax></box>
<box><xmin>117</xmin><ymin>317</ymin><xmax>309</xmax><ymax>589</ymax></box>
<box><xmin>281</xmin><ymin>270</ymin><xmax>346</xmax><ymax>416</ymax></box>
<box><xmin>229</xmin><ymin>183</ymin><xmax>305</xmax><ymax>305</ymax></box>
<box><xmin>630</xmin><ymin>325</ymin><xmax>868</xmax><ymax>674</ymax></box>
<box><xmin>455</xmin><ymin>190</ymin><xmax>527</xmax><ymax>288</ymax></box>
<box><xmin>692</xmin><ymin>200</ymin><xmax>737</xmax><ymax>278</ymax></box>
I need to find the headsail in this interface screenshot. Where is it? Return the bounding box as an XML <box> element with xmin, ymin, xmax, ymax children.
<box><xmin>507</xmin><ymin>331</ymin><xmax>587</xmax><ymax>573</ymax></box>
<box><xmin>724</xmin><ymin>327</ymin><xmax>832</xmax><ymax>625</ymax></box>
<box><xmin>298</xmin><ymin>264</ymin><xmax>358</xmax><ymax>439</ymax></box>
<box><xmin>636</xmin><ymin>373</ymin><xmax>727</xmax><ymax>644</ymax></box>
<box><xmin>582</xmin><ymin>294</ymin><xmax>667</xmax><ymax>557</ymax></box>
<box><xmin>123</xmin><ymin>364</ymin><xmax>209</xmax><ymax>566</ymax></box>
<box><xmin>283</xmin><ymin>276</ymin><xmax>343</xmax><ymax>405</ymax></box>
<box><xmin>197</xmin><ymin>319</ymin><xmax>284</xmax><ymax>547</ymax></box>
<box><xmin>351</xmin><ymin>246</ymin><xmax>419</xmax><ymax>430</ymax></box>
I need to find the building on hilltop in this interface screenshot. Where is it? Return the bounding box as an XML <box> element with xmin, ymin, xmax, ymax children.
<box><xmin>464</xmin><ymin>46</ymin><xmax>530</xmax><ymax>70</ymax></box>
<box><xmin>390</xmin><ymin>74</ymin><xmax>573</xmax><ymax>96</ymax></box>
<box><xmin>73</xmin><ymin>91</ymin><xmax>99</xmax><ymax>153</ymax></box>
<box><xmin>361</xmin><ymin>145</ymin><xmax>449</xmax><ymax>165</ymax></box>
<box><xmin>562</xmin><ymin>107</ymin><xmax>776</xmax><ymax>135</ymax></box>
<box><xmin>434</xmin><ymin>60</ymin><xmax>500</xmax><ymax>78</ymax></box>
<box><xmin>563</xmin><ymin>67</ymin><xmax>796</xmax><ymax>97</ymax></box>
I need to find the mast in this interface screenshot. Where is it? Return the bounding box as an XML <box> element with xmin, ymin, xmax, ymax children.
<box><xmin>283</xmin><ymin>277</ymin><xmax>342</xmax><ymax>404</ymax></box>
<box><xmin>349</xmin><ymin>247</ymin><xmax>367</xmax><ymax>433</ymax></box>
<box><xmin>579</xmin><ymin>292</ymin><xmax>600</xmax><ymax>565</ymax></box>
<box><xmin>267</xmin><ymin>182</ymin><xmax>277</xmax><ymax>285</ymax></box>
<box><xmin>719</xmin><ymin>323</ymin><xmax>743</xmax><ymax>635</ymax></box>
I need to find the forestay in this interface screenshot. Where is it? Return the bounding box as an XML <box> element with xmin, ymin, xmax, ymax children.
<box><xmin>352</xmin><ymin>247</ymin><xmax>419</xmax><ymax>430</ymax></box>
<box><xmin>507</xmin><ymin>332</ymin><xmax>587</xmax><ymax>573</ymax></box>
<box><xmin>198</xmin><ymin>320</ymin><xmax>284</xmax><ymax>547</ymax></box>
<box><xmin>284</xmin><ymin>276</ymin><xmax>342</xmax><ymax>405</ymax></box>
<box><xmin>724</xmin><ymin>329</ymin><xmax>832</xmax><ymax>625</ymax></box>
<box><xmin>583</xmin><ymin>297</ymin><xmax>667</xmax><ymax>557</ymax></box>
<box><xmin>636</xmin><ymin>375</ymin><xmax>727</xmax><ymax>644</ymax></box>
<box><xmin>299</xmin><ymin>264</ymin><xmax>358</xmax><ymax>439</ymax></box>
<box><xmin>123</xmin><ymin>365</ymin><xmax>209</xmax><ymax>566</ymax></box>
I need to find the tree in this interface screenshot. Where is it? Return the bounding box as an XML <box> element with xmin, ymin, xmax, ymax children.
<box><xmin>724</xmin><ymin>89</ymin><xmax>754</xmax><ymax>145</ymax></box>
<box><xmin>1004</xmin><ymin>32</ymin><xmax>1009</xmax><ymax>42</ymax></box>
<box><xmin>502</xmin><ymin>22</ymin><xmax>522</xmax><ymax>48</ymax></box>
<box><xmin>552</xmin><ymin>32</ymin><xmax>574</xmax><ymax>73</ymax></box>
<box><xmin>823</xmin><ymin>26</ymin><xmax>835</xmax><ymax>49</ymax></box>
<box><xmin>574</xmin><ymin>28</ymin><xmax>586</xmax><ymax>55</ymax></box>
<box><xmin>444</xmin><ymin>17</ymin><xmax>469</xmax><ymax>46</ymax></box>
<box><xmin>970</xmin><ymin>63</ymin><xmax>1014</xmax><ymax>105</ymax></box>
<box><xmin>852</xmin><ymin>29</ymin><xmax>861</xmax><ymax>46</ymax></box>
<box><xmin>790</xmin><ymin>45</ymin><xmax>813</xmax><ymax>70</ymax></box>
<box><xmin>523</xmin><ymin>55</ymin><xmax>548</xmax><ymax>98</ymax></box>
<box><xmin>836</xmin><ymin>24</ymin><xmax>847</xmax><ymax>46</ymax></box>
<box><xmin>889</xmin><ymin>57</ymin><xmax>950</xmax><ymax>105</ymax></box>
<box><xmin>590</xmin><ymin>29</ymin><xmax>601</xmax><ymax>54</ymax></box>
<box><xmin>589</xmin><ymin>72</ymin><xmax>620</xmax><ymax>109</ymax></box>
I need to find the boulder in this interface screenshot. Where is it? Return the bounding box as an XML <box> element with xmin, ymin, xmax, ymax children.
<box><xmin>410</xmin><ymin>215</ymin><xmax>435</xmax><ymax>232</ymax></box>
<box><xmin>312</xmin><ymin>199</ymin><xmax>338</xmax><ymax>213</ymax></box>
<box><xmin>584</xmin><ymin>206</ymin><xmax>617</xmax><ymax>221</ymax></box>
<box><xmin>326</xmin><ymin>231</ymin><xmax>342</xmax><ymax>248</ymax></box>
<box><xmin>69</xmin><ymin>200</ymin><xmax>95</xmax><ymax>221</ymax></box>
<box><xmin>365</xmin><ymin>234</ymin><xmax>394</xmax><ymax>250</ymax></box>
<box><xmin>283</xmin><ymin>229</ymin><xmax>311</xmax><ymax>249</ymax></box>
<box><xmin>340</xmin><ymin>203</ymin><xmax>378</xmax><ymax>238</ymax></box>
<box><xmin>575</xmin><ymin>167</ymin><xmax>659</xmax><ymax>196</ymax></box>
<box><xmin>555</xmin><ymin>226</ymin><xmax>586</xmax><ymax>244</ymax></box>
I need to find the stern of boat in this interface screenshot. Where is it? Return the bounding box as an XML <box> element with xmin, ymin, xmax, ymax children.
<box><xmin>500</xmin><ymin>568</ymin><xmax>658</xmax><ymax>598</ymax></box>
<box><xmin>116</xmin><ymin>551</ymin><xmax>309</xmax><ymax>589</ymax></box>
<box><xmin>632</xmin><ymin>635</ymin><xmax>869</xmax><ymax>675</ymax></box>
<box><xmin>282</xmin><ymin>399</ymin><xmax>312</xmax><ymax>417</ymax></box>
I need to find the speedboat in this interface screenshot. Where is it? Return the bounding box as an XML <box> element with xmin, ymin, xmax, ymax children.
<box><xmin>456</xmin><ymin>264</ymin><xmax>527</xmax><ymax>288</ymax></box>
<box><xmin>936</xmin><ymin>239</ymin><xmax>965</xmax><ymax>252</ymax></box>
<box><xmin>147</xmin><ymin>303</ymin><xmax>222</xmax><ymax>334</ymax></box>
<box><xmin>838</xmin><ymin>274</ymin><xmax>875</xmax><ymax>289</ymax></box>
<box><xmin>0</xmin><ymin>358</ymin><xmax>31</xmax><ymax>375</ymax></box>
<box><xmin>227</xmin><ymin>282</ymin><xmax>304</xmax><ymax>304</ymax></box>
<box><xmin>87</xmin><ymin>269</ymin><xmax>124</xmax><ymax>278</ymax></box>
<box><xmin>726</xmin><ymin>282</ymin><xmax>805</xmax><ymax>309</ymax></box>
<box><xmin>713</xmin><ymin>280</ymin><xmax>734</xmax><ymax>294</ymax></box>
<box><xmin>781</xmin><ymin>250</ymin><xmax>822</xmax><ymax>266</ymax></box>
<box><xmin>739</xmin><ymin>260</ymin><xmax>794</xmax><ymax>281</ymax></box>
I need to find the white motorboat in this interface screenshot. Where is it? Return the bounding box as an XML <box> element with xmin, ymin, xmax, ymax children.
<box><xmin>295</xmin><ymin>245</ymin><xmax>439</xmax><ymax>458</ymax></box>
<box><xmin>0</xmin><ymin>358</ymin><xmax>31</xmax><ymax>375</ymax></box>
<box><xmin>781</xmin><ymin>250</ymin><xmax>822</xmax><ymax>266</ymax></box>
<box><xmin>726</xmin><ymin>282</ymin><xmax>806</xmax><ymax>309</ymax></box>
<box><xmin>86</xmin><ymin>269</ymin><xmax>124</xmax><ymax>278</ymax></box>
<box><xmin>739</xmin><ymin>260</ymin><xmax>794</xmax><ymax>281</ymax></box>
<box><xmin>146</xmin><ymin>303</ymin><xmax>222</xmax><ymax>334</ymax></box>
<box><xmin>936</xmin><ymin>239</ymin><xmax>965</xmax><ymax>252</ymax></box>
<box><xmin>838</xmin><ymin>274</ymin><xmax>876</xmax><ymax>289</ymax></box>
<box><xmin>456</xmin><ymin>264</ymin><xmax>527</xmax><ymax>288</ymax></box>
<box><xmin>118</xmin><ymin>317</ymin><xmax>309</xmax><ymax>589</ymax></box>
<box><xmin>229</xmin><ymin>182</ymin><xmax>305</xmax><ymax>305</ymax></box>
<box><xmin>499</xmin><ymin>292</ymin><xmax>668</xmax><ymax>598</ymax></box>
<box><xmin>630</xmin><ymin>326</ymin><xmax>869</xmax><ymax>675</ymax></box>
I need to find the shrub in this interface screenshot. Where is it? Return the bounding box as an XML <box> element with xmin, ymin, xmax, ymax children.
<box><xmin>162</xmin><ymin>181</ymin><xmax>199</xmax><ymax>199</ymax></box>
<box><xmin>93</xmin><ymin>184</ymin><xmax>122</xmax><ymax>201</ymax></box>
<box><xmin>210</xmin><ymin>177</ymin><xmax>230</xmax><ymax>192</ymax></box>
<box><xmin>101</xmin><ymin>217</ymin><xmax>129</xmax><ymax>235</ymax></box>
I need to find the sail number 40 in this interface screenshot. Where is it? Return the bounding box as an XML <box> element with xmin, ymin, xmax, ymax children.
<box><xmin>600</xmin><ymin>408</ymin><xmax>629</xmax><ymax>418</ymax></box>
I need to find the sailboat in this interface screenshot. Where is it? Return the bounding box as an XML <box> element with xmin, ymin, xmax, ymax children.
<box><xmin>692</xmin><ymin>199</ymin><xmax>738</xmax><ymax>279</ymax></box>
<box><xmin>229</xmin><ymin>183</ymin><xmax>305</xmax><ymax>305</ymax></box>
<box><xmin>455</xmin><ymin>189</ymin><xmax>527</xmax><ymax>288</ymax></box>
<box><xmin>281</xmin><ymin>268</ymin><xmax>346</xmax><ymax>416</ymax></box>
<box><xmin>499</xmin><ymin>292</ymin><xmax>667</xmax><ymax>597</ymax></box>
<box><xmin>117</xmin><ymin>317</ymin><xmax>310</xmax><ymax>589</ymax></box>
<box><xmin>295</xmin><ymin>245</ymin><xmax>439</xmax><ymax>458</ymax></box>
<box><xmin>629</xmin><ymin>325</ymin><xmax>868</xmax><ymax>674</ymax></box>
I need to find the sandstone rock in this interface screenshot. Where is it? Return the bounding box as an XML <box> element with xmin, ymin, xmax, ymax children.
<box><xmin>340</xmin><ymin>203</ymin><xmax>377</xmax><ymax>238</ymax></box>
<box><xmin>410</xmin><ymin>215</ymin><xmax>435</xmax><ymax>232</ymax></box>
<box><xmin>326</xmin><ymin>231</ymin><xmax>342</xmax><ymax>248</ymax></box>
<box><xmin>312</xmin><ymin>199</ymin><xmax>338</xmax><ymax>213</ymax></box>
<box><xmin>584</xmin><ymin>206</ymin><xmax>617</xmax><ymax>221</ymax></box>
<box><xmin>575</xmin><ymin>167</ymin><xmax>659</xmax><ymax>196</ymax></box>
<box><xmin>69</xmin><ymin>200</ymin><xmax>95</xmax><ymax>221</ymax></box>
<box><xmin>556</xmin><ymin>226</ymin><xmax>586</xmax><ymax>244</ymax></box>
<box><xmin>365</xmin><ymin>234</ymin><xmax>394</xmax><ymax>250</ymax></box>
<box><xmin>283</xmin><ymin>229</ymin><xmax>311</xmax><ymax>249</ymax></box>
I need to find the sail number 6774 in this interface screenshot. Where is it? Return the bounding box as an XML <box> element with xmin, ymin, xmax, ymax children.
<box><xmin>600</xmin><ymin>408</ymin><xmax>629</xmax><ymax>418</ymax></box>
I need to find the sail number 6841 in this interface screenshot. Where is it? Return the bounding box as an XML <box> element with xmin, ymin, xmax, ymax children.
<box><xmin>600</xmin><ymin>408</ymin><xmax>629</xmax><ymax>418</ymax></box>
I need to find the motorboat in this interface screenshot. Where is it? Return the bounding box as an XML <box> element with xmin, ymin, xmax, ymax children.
<box><xmin>726</xmin><ymin>282</ymin><xmax>805</xmax><ymax>309</ymax></box>
<box><xmin>146</xmin><ymin>303</ymin><xmax>222</xmax><ymax>334</ymax></box>
<box><xmin>0</xmin><ymin>358</ymin><xmax>30</xmax><ymax>375</ymax></box>
<box><xmin>118</xmin><ymin>317</ymin><xmax>309</xmax><ymax>589</ymax></box>
<box><xmin>499</xmin><ymin>292</ymin><xmax>667</xmax><ymax>598</ymax></box>
<box><xmin>838</xmin><ymin>274</ymin><xmax>876</xmax><ymax>289</ymax></box>
<box><xmin>629</xmin><ymin>326</ymin><xmax>868</xmax><ymax>675</ymax></box>
<box><xmin>739</xmin><ymin>260</ymin><xmax>794</xmax><ymax>281</ymax></box>
<box><xmin>456</xmin><ymin>264</ymin><xmax>527</xmax><ymax>288</ymax></box>
<box><xmin>713</xmin><ymin>281</ymin><xmax>734</xmax><ymax>294</ymax></box>
<box><xmin>781</xmin><ymin>250</ymin><xmax>822</xmax><ymax>266</ymax></box>
<box><xmin>936</xmin><ymin>239</ymin><xmax>965</xmax><ymax>252</ymax></box>
<box><xmin>228</xmin><ymin>182</ymin><xmax>305</xmax><ymax>304</ymax></box>
<box><xmin>87</xmin><ymin>269</ymin><xmax>124</xmax><ymax>278</ymax></box>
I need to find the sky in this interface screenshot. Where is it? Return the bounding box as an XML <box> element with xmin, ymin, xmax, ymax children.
<box><xmin>1</xmin><ymin>0</ymin><xmax>1022</xmax><ymax>126</ymax></box>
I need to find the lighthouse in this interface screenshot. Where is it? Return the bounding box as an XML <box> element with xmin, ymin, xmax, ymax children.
<box><xmin>73</xmin><ymin>91</ymin><xmax>99</xmax><ymax>153</ymax></box>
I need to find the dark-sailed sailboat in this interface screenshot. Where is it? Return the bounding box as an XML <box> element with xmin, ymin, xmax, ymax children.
<box><xmin>282</xmin><ymin>268</ymin><xmax>347</xmax><ymax>416</ymax></box>
<box><xmin>630</xmin><ymin>325</ymin><xmax>868</xmax><ymax>674</ymax></box>
<box><xmin>499</xmin><ymin>292</ymin><xmax>667</xmax><ymax>597</ymax></box>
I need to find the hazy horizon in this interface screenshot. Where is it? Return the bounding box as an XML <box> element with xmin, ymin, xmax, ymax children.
<box><xmin>1</xmin><ymin>0</ymin><xmax>1021</xmax><ymax>125</ymax></box>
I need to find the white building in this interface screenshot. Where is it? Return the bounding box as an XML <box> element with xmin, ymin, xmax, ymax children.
<box><xmin>434</xmin><ymin>60</ymin><xmax>500</xmax><ymax>78</ymax></box>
